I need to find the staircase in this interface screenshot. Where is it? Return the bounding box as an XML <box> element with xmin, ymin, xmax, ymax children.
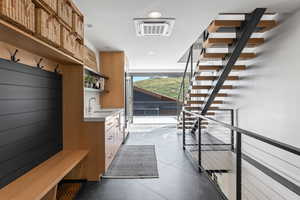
<box><xmin>177</xmin><ymin>10</ymin><xmax>278</xmax><ymax>131</ymax></box>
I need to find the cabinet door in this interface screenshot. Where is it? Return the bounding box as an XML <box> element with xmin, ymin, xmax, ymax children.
<box><xmin>105</xmin><ymin>127</ymin><xmax>114</xmax><ymax>170</ymax></box>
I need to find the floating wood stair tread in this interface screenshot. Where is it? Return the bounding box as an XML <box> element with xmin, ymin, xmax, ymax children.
<box><xmin>184</xmin><ymin>112</ymin><xmax>215</xmax><ymax>116</ymax></box>
<box><xmin>198</xmin><ymin>65</ymin><xmax>246</xmax><ymax>71</ymax></box>
<box><xmin>178</xmin><ymin>126</ymin><xmax>207</xmax><ymax>129</ymax></box>
<box><xmin>192</xmin><ymin>85</ymin><xmax>233</xmax><ymax>90</ymax></box>
<box><xmin>0</xmin><ymin>150</ymin><xmax>88</xmax><ymax>200</ymax></box>
<box><xmin>237</xmin><ymin>53</ymin><xmax>256</xmax><ymax>59</ymax></box>
<box><xmin>184</xmin><ymin>117</ymin><xmax>209</xmax><ymax>122</ymax></box>
<box><xmin>195</xmin><ymin>76</ymin><xmax>239</xmax><ymax>81</ymax></box>
<box><xmin>183</xmin><ymin>121</ymin><xmax>209</xmax><ymax>125</ymax></box>
<box><xmin>185</xmin><ymin>106</ymin><xmax>220</xmax><ymax>110</ymax></box>
<box><xmin>179</xmin><ymin>121</ymin><xmax>198</xmax><ymax>124</ymax></box>
<box><xmin>201</xmin><ymin>52</ymin><xmax>256</xmax><ymax>60</ymax></box>
<box><xmin>203</xmin><ymin>38</ymin><xmax>264</xmax><ymax>48</ymax></box>
<box><xmin>184</xmin><ymin>117</ymin><xmax>200</xmax><ymax>121</ymax></box>
<box><xmin>189</xmin><ymin>93</ymin><xmax>228</xmax><ymax>97</ymax></box>
<box><xmin>245</xmin><ymin>38</ymin><xmax>265</xmax><ymax>47</ymax></box>
<box><xmin>203</xmin><ymin>38</ymin><xmax>233</xmax><ymax>48</ymax></box>
<box><xmin>179</xmin><ymin>121</ymin><xmax>195</xmax><ymax>125</ymax></box>
<box><xmin>207</xmin><ymin>20</ymin><xmax>277</xmax><ymax>33</ymax></box>
<box><xmin>186</xmin><ymin>100</ymin><xmax>223</xmax><ymax>104</ymax></box>
<box><xmin>201</xmin><ymin>53</ymin><xmax>227</xmax><ymax>59</ymax></box>
<box><xmin>206</xmin><ymin>112</ymin><xmax>215</xmax><ymax>116</ymax></box>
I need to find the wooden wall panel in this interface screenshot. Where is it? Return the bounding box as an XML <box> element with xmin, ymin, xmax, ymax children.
<box><xmin>82</xmin><ymin>122</ymin><xmax>105</xmax><ymax>181</ymax></box>
<box><xmin>99</xmin><ymin>51</ymin><xmax>125</xmax><ymax>108</ymax></box>
<box><xmin>0</xmin><ymin>42</ymin><xmax>59</xmax><ymax>72</ymax></box>
<box><xmin>60</xmin><ymin>65</ymin><xmax>84</xmax><ymax>150</ymax></box>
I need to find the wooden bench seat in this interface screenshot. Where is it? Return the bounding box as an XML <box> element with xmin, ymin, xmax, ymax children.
<box><xmin>0</xmin><ymin>150</ymin><xmax>88</xmax><ymax>200</ymax></box>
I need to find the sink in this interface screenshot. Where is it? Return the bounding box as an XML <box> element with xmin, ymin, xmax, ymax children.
<box><xmin>84</xmin><ymin>109</ymin><xmax>122</xmax><ymax>122</ymax></box>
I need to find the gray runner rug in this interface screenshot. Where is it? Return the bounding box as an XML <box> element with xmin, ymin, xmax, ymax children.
<box><xmin>102</xmin><ymin>145</ymin><xmax>159</xmax><ymax>179</ymax></box>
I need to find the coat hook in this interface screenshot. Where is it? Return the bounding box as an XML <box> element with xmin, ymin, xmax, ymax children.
<box><xmin>37</xmin><ymin>58</ymin><xmax>44</xmax><ymax>69</ymax></box>
<box><xmin>11</xmin><ymin>49</ymin><xmax>20</xmax><ymax>63</ymax></box>
<box><xmin>55</xmin><ymin>64</ymin><xmax>60</xmax><ymax>73</ymax></box>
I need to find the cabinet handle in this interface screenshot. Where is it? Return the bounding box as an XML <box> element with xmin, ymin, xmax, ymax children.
<box><xmin>107</xmin><ymin>136</ymin><xmax>113</xmax><ymax>140</ymax></box>
<box><xmin>106</xmin><ymin>122</ymin><xmax>113</xmax><ymax>126</ymax></box>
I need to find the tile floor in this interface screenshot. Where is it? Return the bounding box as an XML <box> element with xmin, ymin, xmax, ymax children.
<box><xmin>75</xmin><ymin>124</ymin><xmax>223</xmax><ymax>200</ymax></box>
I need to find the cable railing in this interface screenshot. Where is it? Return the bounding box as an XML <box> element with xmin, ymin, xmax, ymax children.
<box><xmin>175</xmin><ymin>7</ymin><xmax>299</xmax><ymax>200</ymax></box>
<box><xmin>182</xmin><ymin>109</ymin><xmax>300</xmax><ymax>200</ymax></box>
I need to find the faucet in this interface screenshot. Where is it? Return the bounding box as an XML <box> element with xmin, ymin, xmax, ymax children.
<box><xmin>88</xmin><ymin>97</ymin><xmax>96</xmax><ymax>114</ymax></box>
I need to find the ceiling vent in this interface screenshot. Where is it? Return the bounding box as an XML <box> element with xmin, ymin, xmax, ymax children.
<box><xmin>134</xmin><ymin>18</ymin><xmax>176</xmax><ymax>37</ymax></box>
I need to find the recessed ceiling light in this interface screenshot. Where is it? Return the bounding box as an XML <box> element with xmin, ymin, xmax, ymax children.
<box><xmin>148</xmin><ymin>51</ymin><xmax>156</xmax><ymax>56</ymax></box>
<box><xmin>148</xmin><ymin>11</ymin><xmax>162</xmax><ymax>18</ymax></box>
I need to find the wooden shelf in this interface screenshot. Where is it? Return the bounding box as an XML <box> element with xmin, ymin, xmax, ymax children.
<box><xmin>0</xmin><ymin>19</ymin><xmax>83</xmax><ymax>65</ymax></box>
<box><xmin>84</xmin><ymin>87</ymin><xmax>109</xmax><ymax>93</ymax></box>
<box><xmin>84</xmin><ymin>66</ymin><xmax>109</xmax><ymax>79</ymax></box>
<box><xmin>84</xmin><ymin>88</ymin><xmax>103</xmax><ymax>93</ymax></box>
<box><xmin>207</xmin><ymin>20</ymin><xmax>278</xmax><ymax>33</ymax></box>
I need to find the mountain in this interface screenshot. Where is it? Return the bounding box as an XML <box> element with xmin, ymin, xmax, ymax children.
<box><xmin>134</xmin><ymin>77</ymin><xmax>183</xmax><ymax>100</ymax></box>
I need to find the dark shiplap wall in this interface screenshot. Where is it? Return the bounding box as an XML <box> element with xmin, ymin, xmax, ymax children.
<box><xmin>0</xmin><ymin>59</ymin><xmax>62</xmax><ymax>189</ymax></box>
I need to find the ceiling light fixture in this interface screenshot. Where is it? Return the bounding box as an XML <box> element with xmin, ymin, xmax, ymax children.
<box><xmin>148</xmin><ymin>11</ymin><xmax>162</xmax><ymax>18</ymax></box>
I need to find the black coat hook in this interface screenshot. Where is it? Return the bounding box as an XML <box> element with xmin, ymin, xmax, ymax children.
<box><xmin>55</xmin><ymin>64</ymin><xmax>60</xmax><ymax>73</ymax></box>
<box><xmin>37</xmin><ymin>58</ymin><xmax>44</xmax><ymax>69</ymax></box>
<box><xmin>11</xmin><ymin>49</ymin><xmax>20</xmax><ymax>63</ymax></box>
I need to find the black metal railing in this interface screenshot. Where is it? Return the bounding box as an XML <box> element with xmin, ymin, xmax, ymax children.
<box><xmin>177</xmin><ymin>7</ymin><xmax>300</xmax><ymax>200</ymax></box>
<box><xmin>182</xmin><ymin>109</ymin><xmax>300</xmax><ymax>200</ymax></box>
<box><xmin>176</xmin><ymin>46</ymin><xmax>194</xmax><ymax>120</ymax></box>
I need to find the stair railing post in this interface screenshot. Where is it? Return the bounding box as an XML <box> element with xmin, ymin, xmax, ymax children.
<box><xmin>236</xmin><ymin>132</ymin><xmax>242</xmax><ymax>200</ymax></box>
<box><xmin>198</xmin><ymin>118</ymin><xmax>202</xmax><ymax>172</ymax></box>
<box><xmin>183</xmin><ymin>111</ymin><xmax>186</xmax><ymax>150</ymax></box>
<box><xmin>231</xmin><ymin>109</ymin><xmax>234</xmax><ymax>152</ymax></box>
<box><xmin>190</xmin><ymin>45</ymin><xmax>193</xmax><ymax>81</ymax></box>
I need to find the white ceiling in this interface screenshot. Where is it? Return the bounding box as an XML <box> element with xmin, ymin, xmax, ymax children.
<box><xmin>74</xmin><ymin>0</ymin><xmax>300</xmax><ymax>73</ymax></box>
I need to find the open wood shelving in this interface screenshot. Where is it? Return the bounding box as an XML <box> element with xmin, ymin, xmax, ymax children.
<box><xmin>84</xmin><ymin>66</ymin><xmax>109</xmax><ymax>79</ymax></box>
<box><xmin>84</xmin><ymin>87</ymin><xmax>109</xmax><ymax>93</ymax></box>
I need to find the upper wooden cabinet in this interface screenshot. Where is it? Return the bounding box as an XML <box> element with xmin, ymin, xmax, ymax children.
<box><xmin>100</xmin><ymin>51</ymin><xmax>125</xmax><ymax>108</ymax></box>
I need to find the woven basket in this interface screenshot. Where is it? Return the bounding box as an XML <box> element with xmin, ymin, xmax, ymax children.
<box><xmin>57</xmin><ymin>0</ymin><xmax>72</xmax><ymax>27</ymax></box>
<box><xmin>36</xmin><ymin>8</ymin><xmax>60</xmax><ymax>46</ymax></box>
<box><xmin>61</xmin><ymin>25</ymin><xmax>75</xmax><ymax>54</ymax></box>
<box><xmin>73</xmin><ymin>40</ymin><xmax>83</xmax><ymax>60</ymax></box>
<box><xmin>40</xmin><ymin>0</ymin><xmax>57</xmax><ymax>12</ymax></box>
<box><xmin>72</xmin><ymin>11</ymin><xmax>83</xmax><ymax>40</ymax></box>
<box><xmin>0</xmin><ymin>0</ymin><xmax>35</xmax><ymax>33</ymax></box>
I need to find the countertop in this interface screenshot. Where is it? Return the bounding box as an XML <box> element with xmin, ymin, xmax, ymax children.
<box><xmin>83</xmin><ymin>108</ymin><xmax>123</xmax><ymax>122</ymax></box>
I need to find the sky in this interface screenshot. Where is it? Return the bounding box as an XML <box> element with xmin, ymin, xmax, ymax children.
<box><xmin>133</xmin><ymin>77</ymin><xmax>149</xmax><ymax>82</ymax></box>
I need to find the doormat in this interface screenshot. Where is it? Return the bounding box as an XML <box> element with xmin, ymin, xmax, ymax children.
<box><xmin>103</xmin><ymin>145</ymin><xmax>159</xmax><ymax>179</ymax></box>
